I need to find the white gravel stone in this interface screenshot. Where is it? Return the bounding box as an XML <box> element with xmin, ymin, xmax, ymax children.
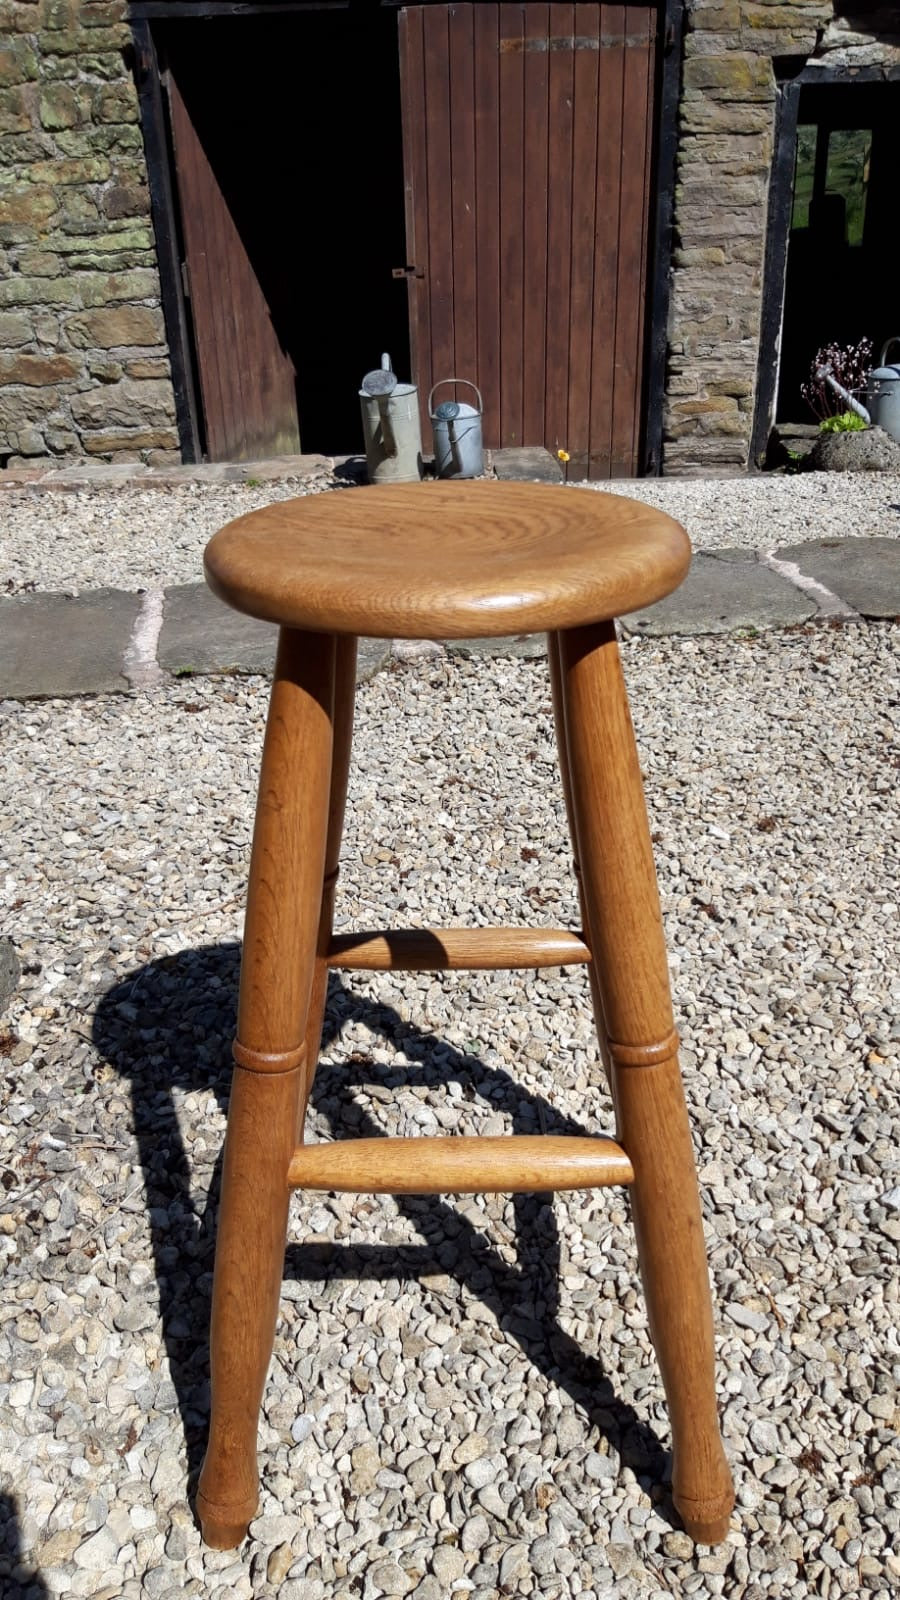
<box><xmin>2</xmin><ymin>470</ymin><xmax>899</xmax><ymax>596</ymax></box>
<box><xmin>464</xmin><ymin>1455</ymin><xmax>500</xmax><ymax>1489</ymax></box>
<box><xmin>726</xmin><ymin>1304</ymin><xmax>770</xmax><ymax>1333</ymax></box>
<box><xmin>72</xmin><ymin>1526</ymin><xmax>119</xmax><ymax>1570</ymax></box>
<box><xmin>460</xmin><ymin>1516</ymin><xmax>491</xmax><ymax>1554</ymax></box>
<box><xmin>576</xmin><ymin>470</ymin><xmax>900</xmax><ymax>553</ymax></box>
<box><xmin>368</xmin><ymin>1557</ymin><xmax>416</xmax><ymax>1595</ymax></box>
<box><xmin>0</xmin><ymin>472</ymin><xmax>340</xmax><ymax>594</ymax></box>
<box><xmin>430</xmin><ymin>1544</ymin><xmax>466</xmax><ymax>1583</ymax></box>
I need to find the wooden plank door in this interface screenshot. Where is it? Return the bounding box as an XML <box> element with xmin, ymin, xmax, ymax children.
<box><xmin>164</xmin><ymin>32</ymin><xmax>301</xmax><ymax>463</ymax></box>
<box><xmin>399</xmin><ymin>3</ymin><xmax>657</xmax><ymax>478</ymax></box>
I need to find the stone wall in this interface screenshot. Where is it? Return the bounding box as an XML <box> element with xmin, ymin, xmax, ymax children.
<box><xmin>814</xmin><ymin>5</ymin><xmax>900</xmax><ymax>67</ymax></box>
<box><xmin>0</xmin><ymin>0</ymin><xmax>178</xmax><ymax>466</ymax></box>
<box><xmin>665</xmin><ymin>0</ymin><xmax>900</xmax><ymax>475</ymax></box>
<box><xmin>664</xmin><ymin>0</ymin><xmax>828</xmax><ymax>474</ymax></box>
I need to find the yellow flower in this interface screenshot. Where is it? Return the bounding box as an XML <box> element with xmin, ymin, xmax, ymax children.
<box><xmin>557</xmin><ymin>449</ymin><xmax>570</xmax><ymax>463</ymax></box>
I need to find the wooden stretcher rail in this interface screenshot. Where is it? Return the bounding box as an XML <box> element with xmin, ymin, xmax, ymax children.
<box><xmin>326</xmin><ymin>927</ymin><xmax>591</xmax><ymax>971</ymax></box>
<box><xmin>287</xmin><ymin>1135</ymin><xmax>633</xmax><ymax>1194</ymax></box>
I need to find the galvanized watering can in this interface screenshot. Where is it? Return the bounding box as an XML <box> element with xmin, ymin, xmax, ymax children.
<box><xmin>359</xmin><ymin>353</ymin><xmax>423</xmax><ymax>483</ymax></box>
<box><xmin>865</xmin><ymin>338</ymin><xmax>900</xmax><ymax>443</ymax></box>
<box><xmin>819</xmin><ymin>337</ymin><xmax>900</xmax><ymax>443</ymax></box>
<box><xmin>429</xmin><ymin>379</ymin><xmax>484</xmax><ymax>478</ymax></box>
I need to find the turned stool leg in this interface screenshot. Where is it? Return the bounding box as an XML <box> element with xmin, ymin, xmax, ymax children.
<box><xmin>547</xmin><ymin>631</ymin><xmax>613</xmax><ymax>1091</ymax></box>
<box><xmin>300</xmin><ymin>635</ymin><xmax>358</xmax><ymax>1122</ymax></box>
<box><xmin>196</xmin><ymin>629</ymin><xmax>335</xmax><ymax>1548</ymax></box>
<box><xmin>557</xmin><ymin>622</ymin><xmax>734</xmax><ymax>1545</ymax></box>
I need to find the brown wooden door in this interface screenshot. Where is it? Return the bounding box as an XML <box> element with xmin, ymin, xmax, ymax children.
<box><xmin>165</xmin><ymin>34</ymin><xmax>301</xmax><ymax>463</ymax></box>
<box><xmin>399</xmin><ymin>3</ymin><xmax>657</xmax><ymax>478</ymax></box>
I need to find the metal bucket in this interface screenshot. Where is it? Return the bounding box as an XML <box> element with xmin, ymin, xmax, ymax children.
<box><xmin>429</xmin><ymin>379</ymin><xmax>484</xmax><ymax>479</ymax></box>
<box><xmin>359</xmin><ymin>353</ymin><xmax>423</xmax><ymax>483</ymax></box>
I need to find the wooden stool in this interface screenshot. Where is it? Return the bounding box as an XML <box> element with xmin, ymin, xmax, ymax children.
<box><xmin>196</xmin><ymin>482</ymin><xmax>734</xmax><ymax>1549</ymax></box>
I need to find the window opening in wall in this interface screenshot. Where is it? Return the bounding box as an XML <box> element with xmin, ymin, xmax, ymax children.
<box><xmin>776</xmin><ymin>81</ymin><xmax>897</xmax><ymax>425</ymax></box>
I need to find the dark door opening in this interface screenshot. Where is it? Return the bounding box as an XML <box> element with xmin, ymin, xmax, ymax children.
<box><xmin>776</xmin><ymin>81</ymin><xmax>899</xmax><ymax>425</ymax></box>
<box><xmin>159</xmin><ymin>8</ymin><xmax>411</xmax><ymax>460</ymax></box>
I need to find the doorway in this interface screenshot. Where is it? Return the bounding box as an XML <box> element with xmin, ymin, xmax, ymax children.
<box><xmin>143</xmin><ymin>2</ymin><xmax>668</xmax><ymax>472</ymax></box>
<box><xmin>158</xmin><ymin>7</ymin><xmax>411</xmax><ymax>459</ymax></box>
<box><xmin>776</xmin><ymin>81</ymin><xmax>899</xmax><ymax>424</ymax></box>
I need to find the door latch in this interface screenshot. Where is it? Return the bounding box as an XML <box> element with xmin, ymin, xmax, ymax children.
<box><xmin>392</xmin><ymin>265</ymin><xmax>425</xmax><ymax>279</ymax></box>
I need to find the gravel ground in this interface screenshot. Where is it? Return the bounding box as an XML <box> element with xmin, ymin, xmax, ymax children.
<box><xmin>2</xmin><ymin>470</ymin><xmax>900</xmax><ymax>595</ymax></box>
<box><xmin>1</xmin><ymin>623</ymin><xmax>899</xmax><ymax>1598</ymax></box>
<box><xmin>0</xmin><ymin>472</ymin><xmax>341</xmax><ymax>597</ymax></box>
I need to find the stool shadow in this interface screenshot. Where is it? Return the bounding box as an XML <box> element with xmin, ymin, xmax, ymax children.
<box><xmin>94</xmin><ymin>944</ymin><xmax>674</xmax><ymax>1522</ymax></box>
<box><xmin>0</xmin><ymin>1492</ymin><xmax>50</xmax><ymax>1599</ymax></box>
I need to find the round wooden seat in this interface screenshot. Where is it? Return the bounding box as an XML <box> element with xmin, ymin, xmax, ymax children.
<box><xmin>204</xmin><ymin>480</ymin><xmax>690</xmax><ymax>639</ymax></box>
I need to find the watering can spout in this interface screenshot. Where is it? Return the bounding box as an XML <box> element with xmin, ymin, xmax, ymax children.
<box><xmin>816</xmin><ymin>367</ymin><xmax>870</xmax><ymax>424</ymax></box>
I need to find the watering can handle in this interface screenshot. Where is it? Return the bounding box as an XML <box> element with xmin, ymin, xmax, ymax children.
<box><xmin>879</xmin><ymin>337</ymin><xmax>900</xmax><ymax>366</ymax></box>
<box><xmin>428</xmin><ymin>378</ymin><xmax>484</xmax><ymax>415</ymax></box>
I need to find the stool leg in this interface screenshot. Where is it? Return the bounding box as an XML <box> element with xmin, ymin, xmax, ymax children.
<box><xmin>547</xmin><ymin>631</ymin><xmax>613</xmax><ymax>1091</ymax></box>
<box><xmin>558</xmin><ymin>622</ymin><xmax>734</xmax><ymax>1545</ymax></box>
<box><xmin>300</xmin><ymin>635</ymin><xmax>358</xmax><ymax>1123</ymax></box>
<box><xmin>196</xmin><ymin>629</ymin><xmax>335</xmax><ymax>1548</ymax></box>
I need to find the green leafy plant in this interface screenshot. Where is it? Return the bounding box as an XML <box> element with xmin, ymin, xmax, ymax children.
<box><xmin>819</xmin><ymin>410</ymin><xmax>867</xmax><ymax>434</ymax></box>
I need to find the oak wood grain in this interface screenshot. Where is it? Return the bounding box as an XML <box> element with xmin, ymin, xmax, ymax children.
<box><xmin>195</xmin><ymin>1064</ymin><xmax>303</xmax><ymax>1548</ymax></box>
<box><xmin>235</xmin><ymin>630</ymin><xmax>335</xmax><ymax>1059</ymax></box>
<box><xmin>547</xmin><ymin>628</ymin><xmax>613</xmax><ymax>1092</ymax></box>
<box><xmin>615</xmin><ymin>1051</ymin><xmax>735</xmax><ymax>1544</ymax></box>
<box><xmin>327</xmin><ymin>926</ymin><xmax>590</xmax><ymax>971</ymax></box>
<box><xmin>195</xmin><ymin>500</ymin><xmax>734</xmax><ymax>1551</ymax></box>
<box><xmin>288</xmin><ymin>1135</ymin><xmax>633</xmax><ymax>1194</ymax></box>
<box><xmin>203</xmin><ymin>482</ymin><xmax>690</xmax><ymax>639</ymax></box>
<box><xmin>560</xmin><ymin>620</ymin><xmax>734</xmax><ymax>1544</ymax></box>
<box><xmin>197</xmin><ymin>629</ymin><xmax>335</xmax><ymax>1549</ymax></box>
<box><xmin>301</xmin><ymin>634</ymin><xmax>357</xmax><ymax>1112</ymax></box>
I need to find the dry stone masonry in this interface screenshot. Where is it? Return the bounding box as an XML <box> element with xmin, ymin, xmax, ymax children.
<box><xmin>665</xmin><ymin>0</ymin><xmax>827</xmax><ymax>474</ymax></box>
<box><xmin>666</xmin><ymin>0</ymin><xmax>900</xmax><ymax>474</ymax></box>
<box><xmin>0</xmin><ymin>0</ymin><xmax>178</xmax><ymax>466</ymax></box>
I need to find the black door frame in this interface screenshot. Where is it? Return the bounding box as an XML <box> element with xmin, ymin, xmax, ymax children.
<box><xmin>752</xmin><ymin>60</ymin><xmax>900</xmax><ymax>467</ymax></box>
<box><xmin>129</xmin><ymin>0</ymin><xmax>684</xmax><ymax>473</ymax></box>
<box><xmin>130</xmin><ymin>18</ymin><xmax>204</xmax><ymax>461</ymax></box>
